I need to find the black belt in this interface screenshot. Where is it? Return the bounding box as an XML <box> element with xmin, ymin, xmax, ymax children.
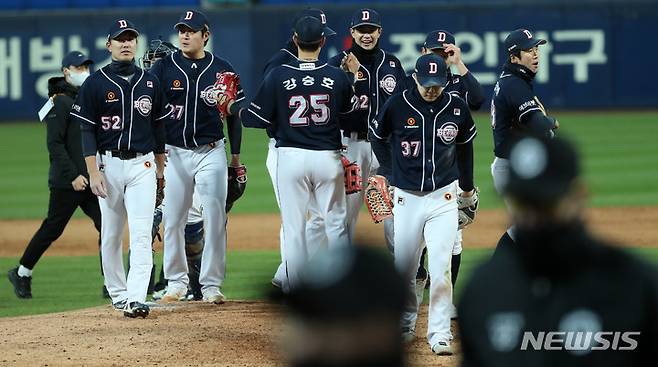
<box><xmin>342</xmin><ymin>131</ymin><xmax>368</xmax><ymax>140</ymax></box>
<box><xmin>104</xmin><ymin>150</ymin><xmax>143</xmax><ymax>160</ymax></box>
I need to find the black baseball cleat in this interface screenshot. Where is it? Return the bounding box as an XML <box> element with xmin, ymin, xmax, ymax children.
<box><xmin>8</xmin><ymin>267</ymin><xmax>32</xmax><ymax>299</ymax></box>
<box><xmin>123</xmin><ymin>302</ymin><xmax>150</xmax><ymax>318</ymax></box>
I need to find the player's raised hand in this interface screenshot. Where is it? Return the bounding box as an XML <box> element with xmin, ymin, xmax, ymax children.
<box><xmin>214</xmin><ymin>71</ymin><xmax>240</xmax><ymax>118</ymax></box>
<box><xmin>442</xmin><ymin>44</ymin><xmax>462</xmax><ymax>66</ymax></box>
<box><xmin>344</xmin><ymin>52</ymin><xmax>361</xmax><ymax>74</ymax></box>
<box><xmin>89</xmin><ymin>170</ymin><xmax>108</xmax><ymax>198</ymax></box>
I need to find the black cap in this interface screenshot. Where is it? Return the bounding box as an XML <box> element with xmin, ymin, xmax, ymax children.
<box><xmin>61</xmin><ymin>51</ymin><xmax>93</xmax><ymax>69</ymax></box>
<box><xmin>504</xmin><ymin>136</ymin><xmax>580</xmax><ymax>206</ymax></box>
<box><xmin>350</xmin><ymin>8</ymin><xmax>382</xmax><ymax>28</ymax></box>
<box><xmin>504</xmin><ymin>29</ymin><xmax>547</xmax><ymax>53</ymax></box>
<box><xmin>281</xmin><ymin>246</ymin><xmax>405</xmax><ymax>321</ymax></box>
<box><xmin>174</xmin><ymin>10</ymin><xmax>209</xmax><ymax>32</ymax></box>
<box><xmin>107</xmin><ymin>19</ymin><xmax>139</xmax><ymax>40</ymax></box>
<box><xmin>414</xmin><ymin>54</ymin><xmax>448</xmax><ymax>88</ymax></box>
<box><xmin>423</xmin><ymin>30</ymin><xmax>456</xmax><ymax>49</ymax></box>
<box><xmin>294</xmin><ymin>16</ymin><xmax>325</xmax><ymax>44</ymax></box>
<box><xmin>297</xmin><ymin>8</ymin><xmax>335</xmax><ymax>37</ymax></box>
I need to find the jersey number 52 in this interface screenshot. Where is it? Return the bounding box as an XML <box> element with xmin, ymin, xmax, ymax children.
<box><xmin>289</xmin><ymin>94</ymin><xmax>330</xmax><ymax>126</ymax></box>
<box><xmin>101</xmin><ymin>115</ymin><xmax>122</xmax><ymax>131</ymax></box>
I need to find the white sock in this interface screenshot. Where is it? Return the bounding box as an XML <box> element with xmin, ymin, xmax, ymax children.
<box><xmin>17</xmin><ymin>265</ymin><xmax>32</xmax><ymax>277</ymax></box>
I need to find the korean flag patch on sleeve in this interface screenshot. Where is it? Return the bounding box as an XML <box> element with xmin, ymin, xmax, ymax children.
<box><xmin>454</xmin><ymin>108</ymin><xmax>461</xmax><ymax>116</ymax></box>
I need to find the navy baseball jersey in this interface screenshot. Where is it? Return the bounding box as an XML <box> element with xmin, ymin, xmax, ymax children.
<box><xmin>328</xmin><ymin>50</ymin><xmax>405</xmax><ymax>133</ymax></box>
<box><xmin>491</xmin><ymin>63</ymin><xmax>557</xmax><ymax>158</ymax></box>
<box><xmin>149</xmin><ymin>51</ymin><xmax>245</xmax><ymax>149</ymax></box>
<box><xmin>395</xmin><ymin>70</ymin><xmax>484</xmax><ymax>111</ymax></box>
<box><xmin>369</xmin><ymin>87</ymin><xmax>476</xmax><ymax>192</ymax></box>
<box><xmin>72</xmin><ymin>65</ymin><xmax>169</xmax><ymax>155</ymax></box>
<box><xmin>240</xmin><ymin>60</ymin><xmax>355</xmax><ymax>151</ymax></box>
<box><xmin>263</xmin><ymin>40</ymin><xmax>298</xmax><ymax>77</ymax></box>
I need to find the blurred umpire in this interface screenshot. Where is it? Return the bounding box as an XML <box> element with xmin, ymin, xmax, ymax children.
<box><xmin>458</xmin><ymin>135</ymin><xmax>658</xmax><ymax>366</ymax></box>
<box><xmin>7</xmin><ymin>52</ymin><xmax>104</xmax><ymax>299</ymax></box>
<box><xmin>490</xmin><ymin>29</ymin><xmax>559</xmax><ymax>252</ymax></box>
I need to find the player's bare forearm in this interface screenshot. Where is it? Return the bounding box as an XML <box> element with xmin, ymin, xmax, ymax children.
<box><xmin>85</xmin><ymin>155</ymin><xmax>99</xmax><ymax>175</ymax></box>
<box><xmin>230</xmin><ymin>154</ymin><xmax>240</xmax><ymax>167</ymax></box>
<box><xmin>154</xmin><ymin>153</ymin><xmax>166</xmax><ymax>178</ymax></box>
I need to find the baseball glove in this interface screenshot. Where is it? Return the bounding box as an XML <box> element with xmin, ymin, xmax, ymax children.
<box><xmin>364</xmin><ymin>175</ymin><xmax>393</xmax><ymax>223</ymax></box>
<box><xmin>341</xmin><ymin>156</ymin><xmax>362</xmax><ymax>195</ymax></box>
<box><xmin>457</xmin><ymin>187</ymin><xmax>479</xmax><ymax>229</ymax></box>
<box><xmin>156</xmin><ymin>177</ymin><xmax>165</xmax><ymax>208</ymax></box>
<box><xmin>214</xmin><ymin>72</ymin><xmax>240</xmax><ymax>118</ymax></box>
<box><xmin>226</xmin><ymin>165</ymin><xmax>247</xmax><ymax>212</ymax></box>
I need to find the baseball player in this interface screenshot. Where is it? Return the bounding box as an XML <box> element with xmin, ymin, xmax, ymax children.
<box><xmin>397</xmin><ymin>30</ymin><xmax>485</xmax><ymax>315</ymax></box>
<box><xmin>328</xmin><ymin>8</ymin><xmax>406</xmax><ymax>243</ymax></box>
<box><xmin>262</xmin><ymin>8</ymin><xmax>337</xmax><ymax>290</ymax></box>
<box><xmin>8</xmin><ymin>51</ymin><xmax>101</xmax><ymax>300</ymax></box>
<box><xmin>491</xmin><ymin>29</ymin><xmax>559</xmax><ymax>252</ymax></box>
<box><xmin>71</xmin><ymin>19</ymin><xmax>169</xmax><ymax>318</ymax></box>
<box><xmin>224</xmin><ymin>16</ymin><xmax>355</xmax><ymax>292</ymax></box>
<box><xmin>150</xmin><ymin>10</ymin><xmax>244</xmax><ymax>304</ymax></box>
<box><xmin>369</xmin><ymin>54</ymin><xmax>477</xmax><ymax>355</ymax></box>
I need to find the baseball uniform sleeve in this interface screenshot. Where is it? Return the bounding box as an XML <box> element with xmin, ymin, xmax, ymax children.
<box><xmin>71</xmin><ymin>80</ymin><xmax>99</xmax><ymax>157</ymax></box>
<box><xmin>46</xmin><ymin>95</ymin><xmax>79</xmax><ymax>180</ymax></box>
<box><xmin>507</xmin><ymin>80</ymin><xmax>556</xmax><ymax>135</ymax></box>
<box><xmin>456</xmin><ymin>105</ymin><xmax>476</xmax><ymax>191</ymax></box>
<box><xmin>459</xmin><ymin>72</ymin><xmax>485</xmax><ymax>110</ymax></box>
<box><xmin>239</xmin><ymin>73</ymin><xmax>276</xmax><ymax>129</ymax></box>
<box><xmin>152</xmin><ymin>80</ymin><xmax>169</xmax><ymax>154</ymax></box>
<box><xmin>340</xmin><ymin>73</ymin><xmax>358</xmax><ymax>114</ymax></box>
<box><xmin>369</xmin><ymin>97</ymin><xmax>395</xmax><ymax>178</ymax></box>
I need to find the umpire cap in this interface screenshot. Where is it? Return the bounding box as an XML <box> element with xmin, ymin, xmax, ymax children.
<box><xmin>414</xmin><ymin>54</ymin><xmax>448</xmax><ymax>88</ymax></box>
<box><xmin>175</xmin><ymin>10</ymin><xmax>210</xmax><ymax>32</ymax></box>
<box><xmin>107</xmin><ymin>19</ymin><xmax>139</xmax><ymax>40</ymax></box>
<box><xmin>504</xmin><ymin>29</ymin><xmax>546</xmax><ymax>53</ymax></box>
<box><xmin>294</xmin><ymin>16</ymin><xmax>325</xmax><ymax>44</ymax></box>
<box><xmin>424</xmin><ymin>30</ymin><xmax>456</xmax><ymax>50</ymax></box>
<box><xmin>61</xmin><ymin>51</ymin><xmax>93</xmax><ymax>69</ymax></box>
<box><xmin>350</xmin><ymin>8</ymin><xmax>382</xmax><ymax>28</ymax></box>
<box><xmin>504</xmin><ymin>135</ymin><xmax>580</xmax><ymax>207</ymax></box>
<box><xmin>296</xmin><ymin>8</ymin><xmax>335</xmax><ymax>36</ymax></box>
<box><xmin>282</xmin><ymin>246</ymin><xmax>405</xmax><ymax>321</ymax></box>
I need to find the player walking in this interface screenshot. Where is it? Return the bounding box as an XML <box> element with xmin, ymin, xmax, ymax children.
<box><xmin>491</xmin><ymin>29</ymin><xmax>559</xmax><ymax>252</ymax></box>
<box><xmin>150</xmin><ymin>10</ymin><xmax>244</xmax><ymax>303</ymax></box>
<box><xmin>328</xmin><ymin>8</ymin><xmax>406</xmax><ymax>242</ymax></box>
<box><xmin>71</xmin><ymin>19</ymin><xmax>169</xmax><ymax>318</ymax></box>
<box><xmin>370</xmin><ymin>54</ymin><xmax>477</xmax><ymax>355</ymax></box>
<box><xmin>223</xmin><ymin>16</ymin><xmax>355</xmax><ymax>292</ymax></box>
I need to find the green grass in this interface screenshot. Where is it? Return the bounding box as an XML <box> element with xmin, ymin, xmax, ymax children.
<box><xmin>1</xmin><ymin>111</ymin><xmax>658</xmax><ymax>219</ymax></box>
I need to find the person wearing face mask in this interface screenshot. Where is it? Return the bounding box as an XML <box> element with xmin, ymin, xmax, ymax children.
<box><xmin>7</xmin><ymin>51</ymin><xmax>105</xmax><ymax>300</ymax></box>
<box><xmin>328</xmin><ymin>8</ymin><xmax>406</xmax><ymax>245</ymax></box>
<box><xmin>369</xmin><ymin>54</ymin><xmax>478</xmax><ymax>356</ymax></box>
<box><xmin>458</xmin><ymin>135</ymin><xmax>658</xmax><ymax>367</ymax></box>
<box><xmin>491</xmin><ymin>29</ymin><xmax>560</xmax><ymax>253</ymax></box>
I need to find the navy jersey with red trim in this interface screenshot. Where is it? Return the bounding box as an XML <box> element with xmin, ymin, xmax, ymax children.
<box><xmin>395</xmin><ymin>70</ymin><xmax>484</xmax><ymax>111</ymax></box>
<box><xmin>240</xmin><ymin>60</ymin><xmax>355</xmax><ymax>151</ymax></box>
<box><xmin>71</xmin><ymin>65</ymin><xmax>169</xmax><ymax>154</ymax></box>
<box><xmin>150</xmin><ymin>51</ymin><xmax>245</xmax><ymax>149</ymax></box>
<box><xmin>328</xmin><ymin>49</ymin><xmax>405</xmax><ymax>133</ymax></box>
<box><xmin>491</xmin><ymin>63</ymin><xmax>556</xmax><ymax>158</ymax></box>
<box><xmin>369</xmin><ymin>88</ymin><xmax>476</xmax><ymax>192</ymax></box>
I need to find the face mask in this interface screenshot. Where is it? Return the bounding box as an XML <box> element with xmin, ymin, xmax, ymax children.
<box><xmin>69</xmin><ymin>70</ymin><xmax>90</xmax><ymax>87</ymax></box>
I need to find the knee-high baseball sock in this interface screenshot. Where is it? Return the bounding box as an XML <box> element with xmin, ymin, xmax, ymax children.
<box><xmin>451</xmin><ymin>253</ymin><xmax>461</xmax><ymax>286</ymax></box>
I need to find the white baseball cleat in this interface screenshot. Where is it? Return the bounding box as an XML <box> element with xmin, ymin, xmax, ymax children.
<box><xmin>431</xmin><ymin>341</ymin><xmax>453</xmax><ymax>356</ymax></box>
<box><xmin>160</xmin><ymin>286</ymin><xmax>188</xmax><ymax>303</ymax></box>
<box><xmin>202</xmin><ymin>288</ymin><xmax>226</xmax><ymax>304</ymax></box>
<box><xmin>401</xmin><ymin>327</ymin><xmax>416</xmax><ymax>344</ymax></box>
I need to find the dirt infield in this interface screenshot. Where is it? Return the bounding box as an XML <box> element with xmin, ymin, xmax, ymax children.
<box><xmin>1</xmin><ymin>207</ymin><xmax>656</xmax><ymax>366</ymax></box>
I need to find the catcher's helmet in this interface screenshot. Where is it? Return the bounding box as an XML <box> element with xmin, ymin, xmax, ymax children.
<box><xmin>142</xmin><ymin>39</ymin><xmax>178</xmax><ymax>70</ymax></box>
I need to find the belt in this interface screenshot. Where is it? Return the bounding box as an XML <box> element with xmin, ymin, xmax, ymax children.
<box><xmin>104</xmin><ymin>150</ymin><xmax>144</xmax><ymax>160</ymax></box>
<box><xmin>342</xmin><ymin>131</ymin><xmax>368</xmax><ymax>140</ymax></box>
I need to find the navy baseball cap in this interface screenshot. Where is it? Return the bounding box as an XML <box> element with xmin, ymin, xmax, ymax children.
<box><xmin>504</xmin><ymin>136</ymin><xmax>580</xmax><ymax>207</ymax></box>
<box><xmin>61</xmin><ymin>51</ymin><xmax>93</xmax><ymax>69</ymax></box>
<box><xmin>294</xmin><ymin>16</ymin><xmax>325</xmax><ymax>44</ymax></box>
<box><xmin>424</xmin><ymin>30</ymin><xmax>456</xmax><ymax>49</ymax></box>
<box><xmin>107</xmin><ymin>19</ymin><xmax>139</xmax><ymax>40</ymax></box>
<box><xmin>175</xmin><ymin>10</ymin><xmax>210</xmax><ymax>32</ymax></box>
<box><xmin>297</xmin><ymin>8</ymin><xmax>335</xmax><ymax>37</ymax></box>
<box><xmin>350</xmin><ymin>8</ymin><xmax>382</xmax><ymax>28</ymax></box>
<box><xmin>504</xmin><ymin>29</ymin><xmax>547</xmax><ymax>53</ymax></box>
<box><xmin>414</xmin><ymin>54</ymin><xmax>448</xmax><ymax>88</ymax></box>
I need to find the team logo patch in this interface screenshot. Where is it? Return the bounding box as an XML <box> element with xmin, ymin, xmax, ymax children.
<box><xmin>454</xmin><ymin>108</ymin><xmax>460</xmax><ymax>116</ymax></box>
<box><xmin>379</xmin><ymin>74</ymin><xmax>397</xmax><ymax>94</ymax></box>
<box><xmin>106</xmin><ymin>91</ymin><xmax>118</xmax><ymax>102</ymax></box>
<box><xmin>406</xmin><ymin>117</ymin><xmax>416</xmax><ymax>126</ymax></box>
<box><xmin>144</xmin><ymin>161</ymin><xmax>151</xmax><ymax>168</ymax></box>
<box><xmin>444</xmin><ymin>192</ymin><xmax>452</xmax><ymax>201</ymax></box>
<box><xmin>172</xmin><ymin>80</ymin><xmax>183</xmax><ymax>90</ymax></box>
<box><xmin>436</xmin><ymin>122</ymin><xmax>459</xmax><ymax>144</ymax></box>
<box><xmin>356</xmin><ymin>71</ymin><xmax>365</xmax><ymax>81</ymax></box>
<box><xmin>453</xmin><ymin>77</ymin><xmax>460</xmax><ymax>84</ymax></box>
<box><xmin>134</xmin><ymin>95</ymin><xmax>153</xmax><ymax>116</ymax></box>
<box><xmin>389</xmin><ymin>61</ymin><xmax>396</xmax><ymax>68</ymax></box>
<box><xmin>200</xmin><ymin>85</ymin><xmax>218</xmax><ymax>106</ymax></box>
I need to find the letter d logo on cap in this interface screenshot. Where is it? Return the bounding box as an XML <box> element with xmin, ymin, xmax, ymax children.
<box><xmin>429</xmin><ymin>62</ymin><xmax>438</xmax><ymax>74</ymax></box>
<box><xmin>118</xmin><ymin>20</ymin><xmax>127</xmax><ymax>28</ymax></box>
<box><xmin>185</xmin><ymin>11</ymin><xmax>193</xmax><ymax>20</ymax></box>
<box><xmin>362</xmin><ymin>10</ymin><xmax>370</xmax><ymax>21</ymax></box>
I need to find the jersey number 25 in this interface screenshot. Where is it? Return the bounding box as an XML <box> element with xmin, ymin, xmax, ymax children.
<box><xmin>289</xmin><ymin>94</ymin><xmax>330</xmax><ymax>126</ymax></box>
